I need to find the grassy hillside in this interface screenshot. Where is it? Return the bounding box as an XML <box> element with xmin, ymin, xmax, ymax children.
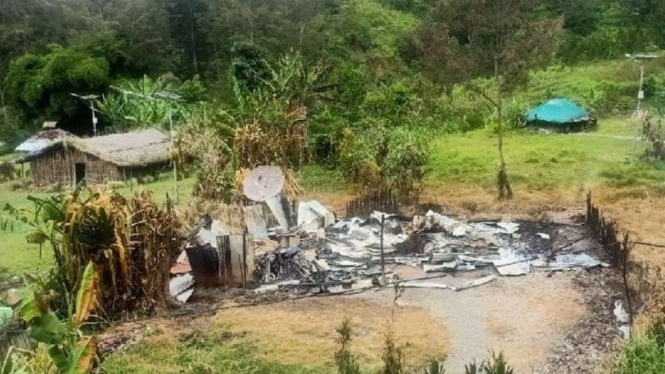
<box><xmin>521</xmin><ymin>58</ymin><xmax>665</xmax><ymax>112</ymax></box>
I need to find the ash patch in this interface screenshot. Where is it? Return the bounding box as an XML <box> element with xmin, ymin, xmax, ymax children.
<box><xmin>536</xmin><ymin>268</ymin><xmax>624</xmax><ymax>374</ymax></box>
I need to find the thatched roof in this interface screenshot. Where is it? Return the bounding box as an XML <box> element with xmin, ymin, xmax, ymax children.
<box><xmin>20</xmin><ymin>128</ymin><xmax>171</xmax><ymax>167</ymax></box>
<box><xmin>15</xmin><ymin>128</ymin><xmax>75</xmax><ymax>152</ymax></box>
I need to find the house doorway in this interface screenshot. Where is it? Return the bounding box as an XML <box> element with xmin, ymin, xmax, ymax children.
<box><xmin>75</xmin><ymin>163</ymin><xmax>86</xmax><ymax>184</ymax></box>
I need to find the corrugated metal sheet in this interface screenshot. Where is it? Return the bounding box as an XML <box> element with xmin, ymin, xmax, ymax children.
<box><xmin>15</xmin><ymin>129</ymin><xmax>74</xmax><ymax>152</ymax></box>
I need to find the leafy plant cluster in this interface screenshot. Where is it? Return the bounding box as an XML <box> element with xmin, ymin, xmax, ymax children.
<box><xmin>613</xmin><ymin>319</ymin><xmax>665</xmax><ymax>374</ymax></box>
<box><xmin>643</xmin><ymin>118</ymin><xmax>665</xmax><ymax>161</ymax></box>
<box><xmin>2</xmin><ymin>187</ymin><xmax>183</xmax><ymax>318</ymax></box>
<box><xmin>0</xmin><ymin>161</ymin><xmax>17</xmax><ymax>182</ymax></box>
<box><xmin>2</xmin><ymin>263</ymin><xmax>99</xmax><ymax>374</ymax></box>
<box><xmin>97</xmin><ymin>74</ymin><xmax>208</xmax><ymax>131</ymax></box>
<box><xmin>338</xmin><ymin>126</ymin><xmax>430</xmax><ymax>198</ymax></box>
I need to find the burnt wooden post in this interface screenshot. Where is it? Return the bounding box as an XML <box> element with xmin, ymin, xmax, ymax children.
<box><xmin>217</xmin><ymin>235</ymin><xmax>232</xmax><ymax>285</ymax></box>
<box><xmin>242</xmin><ymin>229</ymin><xmax>247</xmax><ymax>287</ymax></box>
<box><xmin>586</xmin><ymin>191</ymin><xmax>592</xmax><ymax>224</ymax></box>
<box><xmin>380</xmin><ymin>214</ymin><xmax>386</xmax><ymax>285</ymax></box>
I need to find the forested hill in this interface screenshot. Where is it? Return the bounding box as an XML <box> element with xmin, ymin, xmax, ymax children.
<box><xmin>0</xmin><ymin>0</ymin><xmax>664</xmax><ymax>139</ymax></box>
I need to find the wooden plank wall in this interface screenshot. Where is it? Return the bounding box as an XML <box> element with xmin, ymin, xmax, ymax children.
<box><xmin>31</xmin><ymin>148</ymin><xmax>123</xmax><ymax>185</ymax></box>
<box><xmin>30</xmin><ymin>148</ymin><xmax>72</xmax><ymax>185</ymax></box>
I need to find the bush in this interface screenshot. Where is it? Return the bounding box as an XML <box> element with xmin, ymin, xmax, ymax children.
<box><xmin>0</xmin><ymin>161</ymin><xmax>17</xmax><ymax>182</ymax></box>
<box><xmin>338</xmin><ymin>126</ymin><xmax>430</xmax><ymax>198</ymax></box>
<box><xmin>558</xmin><ymin>27</ymin><xmax>657</xmax><ymax>63</ymax></box>
<box><xmin>587</xmin><ymin>81</ymin><xmax>638</xmax><ymax>114</ymax></box>
<box><xmin>334</xmin><ymin>318</ymin><xmax>361</xmax><ymax>374</ymax></box>
<box><xmin>380</xmin><ymin>330</ymin><xmax>407</xmax><ymax>374</ymax></box>
<box><xmin>332</xmin><ymin>318</ymin><xmax>520</xmax><ymax>374</ymax></box>
<box><xmin>613</xmin><ymin>323</ymin><xmax>665</xmax><ymax>374</ymax></box>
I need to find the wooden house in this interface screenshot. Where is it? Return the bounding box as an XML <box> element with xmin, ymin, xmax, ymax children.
<box><xmin>18</xmin><ymin>129</ymin><xmax>171</xmax><ymax>186</ymax></box>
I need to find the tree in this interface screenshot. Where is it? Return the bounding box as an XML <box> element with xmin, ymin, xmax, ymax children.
<box><xmin>411</xmin><ymin>0</ymin><xmax>562</xmax><ymax>199</ymax></box>
<box><xmin>112</xmin><ymin>0</ymin><xmax>175</xmax><ymax>74</ymax></box>
<box><xmin>543</xmin><ymin>0</ymin><xmax>602</xmax><ymax>36</ymax></box>
<box><xmin>0</xmin><ymin>0</ymin><xmax>93</xmax><ymax>126</ymax></box>
<box><xmin>167</xmin><ymin>0</ymin><xmax>209</xmax><ymax>75</ymax></box>
<box><xmin>4</xmin><ymin>45</ymin><xmax>111</xmax><ymax>133</ymax></box>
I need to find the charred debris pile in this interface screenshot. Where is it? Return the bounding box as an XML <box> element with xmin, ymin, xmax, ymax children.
<box><xmin>170</xmin><ymin>175</ymin><xmax>607</xmax><ymax>303</ymax></box>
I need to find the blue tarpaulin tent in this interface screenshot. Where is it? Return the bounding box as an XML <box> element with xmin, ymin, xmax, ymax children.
<box><xmin>526</xmin><ymin>98</ymin><xmax>590</xmax><ymax>125</ymax></box>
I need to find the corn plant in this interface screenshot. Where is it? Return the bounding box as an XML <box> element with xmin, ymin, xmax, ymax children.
<box><xmin>3</xmin><ymin>188</ymin><xmax>183</xmax><ymax>318</ymax></box>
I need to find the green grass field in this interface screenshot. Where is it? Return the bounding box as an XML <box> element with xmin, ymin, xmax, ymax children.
<box><xmin>426</xmin><ymin>123</ymin><xmax>661</xmax><ymax>190</ymax></box>
<box><xmin>0</xmin><ymin>183</ymin><xmax>53</xmax><ymax>278</ymax></box>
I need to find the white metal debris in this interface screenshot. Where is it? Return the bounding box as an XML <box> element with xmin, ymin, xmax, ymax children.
<box><xmin>497</xmin><ymin>222</ymin><xmax>520</xmax><ymax>234</ymax></box>
<box><xmin>614</xmin><ymin>299</ymin><xmax>631</xmax><ymax>339</ymax></box>
<box><xmin>298</xmin><ymin>201</ymin><xmax>335</xmax><ymax>233</ymax></box>
<box><xmin>618</xmin><ymin>325</ymin><xmax>631</xmax><ymax>340</ymax></box>
<box><xmin>430</xmin><ymin>253</ymin><xmax>458</xmax><ymax>263</ymax></box>
<box><xmin>452</xmin><ymin>275</ymin><xmax>497</xmax><ymax>291</ymax></box>
<box><xmin>245</xmin><ymin>205</ymin><xmax>269</xmax><ymax>239</ymax></box>
<box><xmin>400</xmin><ymin>275</ymin><xmax>496</xmax><ymax>291</ymax></box>
<box><xmin>352</xmin><ymin>279</ymin><xmax>374</xmax><ymax>290</ymax></box>
<box><xmin>531</xmin><ymin>253</ymin><xmax>604</xmax><ymax>272</ymax></box>
<box><xmin>327</xmin><ymin>241</ymin><xmax>372</xmax><ymax>260</ymax></box>
<box><xmin>254</xmin><ymin>280</ymin><xmax>301</xmax><ymax>294</ymax></box>
<box><xmin>175</xmin><ymin>289</ymin><xmax>194</xmax><ymax>303</ymax></box>
<box><xmin>423</xmin><ymin>261</ymin><xmax>458</xmax><ymax>273</ymax></box>
<box><xmin>613</xmin><ymin>300</ymin><xmax>630</xmax><ymax>324</ymax></box>
<box><xmin>169</xmin><ymin>274</ymin><xmax>195</xmax><ymax>302</ymax></box>
<box><xmin>493</xmin><ymin>248</ymin><xmax>533</xmax><ymax>276</ymax></box>
<box><xmin>425</xmin><ymin>210</ymin><xmax>471</xmax><ymax>236</ymax></box>
<box><xmin>266</xmin><ymin>194</ymin><xmax>292</xmax><ymax>231</ymax></box>
<box><xmin>402</xmin><ymin>281</ymin><xmax>450</xmax><ymax>290</ymax></box>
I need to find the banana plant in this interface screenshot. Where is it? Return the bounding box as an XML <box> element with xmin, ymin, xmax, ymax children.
<box><xmin>18</xmin><ymin>262</ymin><xmax>99</xmax><ymax>374</ymax></box>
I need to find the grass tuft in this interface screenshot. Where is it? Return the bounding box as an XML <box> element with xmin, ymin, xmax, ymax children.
<box><xmin>104</xmin><ymin>331</ymin><xmax>323</xmax><ymax>374</ymax></box>
<box><xmin>613</xmin><ymin>327</ymin><xmax>665</xmax><ymax>374</ymax></box>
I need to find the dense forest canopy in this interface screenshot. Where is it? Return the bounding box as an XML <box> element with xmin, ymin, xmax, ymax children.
<box><xmin>0</xmin><ymin>0</ymin><xmax>663</xmax><ymax>138</ymax></box>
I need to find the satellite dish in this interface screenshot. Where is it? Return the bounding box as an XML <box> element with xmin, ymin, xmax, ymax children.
<box><xmin>243</xmin><ymin>166</ymin><xmax>285</xmax><ymax>202</ymax></box>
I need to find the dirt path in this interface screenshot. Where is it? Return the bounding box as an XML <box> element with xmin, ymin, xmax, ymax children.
<box><xmin>353</xmin><ymin>270</ymin><xmax>587</xmax><ymax>372</ymax></box>
<box><xmin>571</xmin><ymin>133</ymin><xmax>639</xmax><ymax>141</ymax></box>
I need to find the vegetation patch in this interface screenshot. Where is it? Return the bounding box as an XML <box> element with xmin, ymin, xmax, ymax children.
<box><xmin>104</xmin><ymin>332</ymin><xmax>321</xmax><ymax>374</ymax></box>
